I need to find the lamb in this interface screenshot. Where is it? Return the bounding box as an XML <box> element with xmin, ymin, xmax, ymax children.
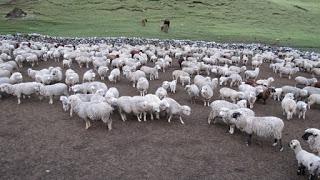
<box><xmin>307</xmin><ymin>94</ymin><xmax>320</xmax><ymax>109</ymax></box>
<box><xmin>256</xmin><ymin>77</ymin><xmax>274</xmax><ymax>87</ymax></box>
<box><xmin>185</xmin><ymin>84</ymin><xmax>200</xmax><ymax>104</ymax></box>
<box><xmin>302</xmin><ymin>128</ymin><xmax>320</xmax><ymax>155</ymax></box>
<box><xmin>219</xmin><ymin>87</ymin><xmax>244</xmax><ymax>103</ymax></box>
<box><xmin>179</xmin><ymin>75</ymin><xmax>191</xmax><ymax>86</ymax></box>
<box><xmin>0</xmin><ymin>82</ymin><xmax>42</xmax><ymax>104</ymax></box>
<box><xmin>244</xmin><ymin>68</ymin><xmax>259</xmax><ymax>80</ymax></box>
<box><xmin>159</xmin><ymin>97</ymin><xmax>191</xmax><ymax>124</ymax></box>
<box><xmin>108</xmin><ymin>68</ymin><xmax>121</xmax><ymax>83</ymax></box>
<box><xmin>272</xmin><ymin>88</ymin><xmax>283</xmax><ymax>101</ymax></box>
<box><xmin>136</xmin><ymin>77</ymin><xmax>149</xmax><ymax>96</ymax></box>
<box><xmin>62</xmin><ymin>59</ymin><xmax>72</xmax><ymax>68</ymax></box>
<box><xmin>97</xmin><ymin>66</ymin><xmax>109</xmax><ymax>80</ymax></box>
<box><xmin>296</xmin><ymin>101</ymin><xmax>308</xmax><ymax>119</ymax></box>
<box><xmin>201</xmin><ymin>85</ymin><xmax>213</xmax><ymax>106</ymax></box>
<box><xmin>36</xmin><ymin>83</ymin><xmax>68</xmax><ymax>104</ymax></box>
<box><xmin>155</xmin><ymin>87</ymin><xmax>167</xmax><ymax>100</ymax></box>
<box><xmin>68</xmin><ymin>95</ymin><xmax>114</xmax><ymax>130</ymax></box>
<box><xmin>289</xmin><ymin>139</ymin><xmax>320</xmax><ymax>179</ymax></box>
<box><xmin>281</xmin><ymin>93</ymin><xmax>296</xmax><ymax>120</ymax></box>
<box><xmin>219</xmin><ymin>108</ymin><xmax>255</xmax><ymax>134</ymax></box>
<box><xmin>168</xmin><ymin>80</ymin><xmax>177</xmax><ymax>93</ymax></box>
<box><xmin>144</xmin><ymin>94</ymin><xmax>162</xmax><ymax>120</ymax></box>
<box><xmin>83</xmin><ymin>69</ymin><xmax>96</xmax><ymax>82</ymax></box>
<box><xmin>0</xmin><ymin>72</ymin><xmax>23</xmax><ymax>84</ymax></box>
<box><xmin>230</xmin><ymin>112</ymin><xmax>284</xmax><ymax>151</ymax></box>
<box><xmin>65</xmin><ymin>69</ymin><xmax>79</xmax><ymax>87</ymax></box>
<box><xmin>140</xmin><ymin>65</ymin><xmax>160</xmax><ymax>80</ymax></box>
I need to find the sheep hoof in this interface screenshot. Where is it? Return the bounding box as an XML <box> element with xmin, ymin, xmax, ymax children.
<box><xmin>279</xmin><ymin>147</ymin><xmax>284</xmax><ymax>152</ymax></box>
<box><xmin>272</xmin><ymin>142</ymin><xmax>278</xmax><ymax>147</ymax></box>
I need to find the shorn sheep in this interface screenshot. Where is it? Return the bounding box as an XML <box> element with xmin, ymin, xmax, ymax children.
<box><xmin>289</xmin><ymin>139</ymin><xmax>320</xmax><ymax>179</ymax></box>
<box><xmin>302</xmin><ymin>128</ymin><xmax>320</xmax><ymax>155</ymax></box>
<box><xmin>230</xmin><ymin>112</ymin><xmax>284</xmax><ymax>151</ymax></box>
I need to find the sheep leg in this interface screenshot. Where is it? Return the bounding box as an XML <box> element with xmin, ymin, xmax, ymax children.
<box><xmin>136</xmin><ymin>115</ymin><xmax>142</xmax><ymax>122</ymax></box>
<box><xmin>17</xmin><ymin>96</ymin><xmax>21</xmax><ymax>105</ymax></box>
<box><xmin>229</xmin><ymin>125</ymin><xmax>235</xmax><ymax>134</ymax></box>
<box><xmin>303</xmin><ymin>112</ymin><xmax>306</xmax><ymax>120</ymax></box>
<box><xmin>85</xmin><ymin>119</ymin><xmax>90</xmax><ymax>130</ymax></box>
<box><xmin>150</xmin><ymin>113</ymin><xmax>154</xmax><ymax>120</ymax></box>
<box><xmin>208</xmin><ymin>111</ymin><xmax>214</xmax><ymax>124</ymax></box>
<box><xmin>168</xmin><ymin>115</ymin><xmax>172</xmax><ymax>123</ymax></box>
<box><xmin>297</xmin><ymin>164</ymin><xmax>306</xmax><ymax>175</ymax></box>
<box><xmin>143</xmin><ymin>112</ymin><xmax>147</xmax><ymax>122</ymax></box>
<box><xmin>179</xmin><ymin>116</ymin><xmax>185</xmax><ymax>125</ymax></box>
<box><xmin>106</xmin><ymin>118</ymin><xmax>112</xmax><ymax>131</ymax></box>
<box><xmin>49</xmin><ymin>96</ymin><xmax>53</xmax><ymax>104</ymax></box>
<box><xmin>156</xmin><ymin>112</ymin><xmax>160</xmax><ymax>120</ymax></box>
<box><xmin>246</xmin><ymin>134</ymin><xmax>252</xmax><ymax>146</ymax></box>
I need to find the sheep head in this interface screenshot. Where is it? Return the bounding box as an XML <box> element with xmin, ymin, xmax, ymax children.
<box><xmin>181</xmin><ymin>105</ymin><xmax>191</xmax><ymax>116</ymax></box>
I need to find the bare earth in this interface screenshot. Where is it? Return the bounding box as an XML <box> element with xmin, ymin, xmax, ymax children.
<box><xmin>0</xmin><ymin>58</ymin><xmax>319</xmax><ymax>180</ymax></box>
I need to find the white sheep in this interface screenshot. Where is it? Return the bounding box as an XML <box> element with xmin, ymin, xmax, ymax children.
<box><xmin>0</xmin><ymin>69</ymin><xmax>11</xmax><ymax>78</ymax></box>
<box><xmin>207</xmin><ymin>100</ymin><xmax>246</xmax><ymax>125</ymax></box>
<box><xmin>279</xmin><ymin>66</ymin><xmax>299</xmax><ymax>79</ymax></box>
<box><xmin>194</xmin><ymin>75</ymin><xmax>218</xmax><ymax>90</ymax></box>
<box><xmin>83</xmin><ymin>69</ymin><xmax>96</xmax><ymax>82</ymax></box>
<box><xmin>230</xmin><ymin>112</ymin><xmax>284</xmax><ymax>151</ymax></box>
<box><xmin>36</xmin><ymin>83</ymin><xmax>68</xmax><ymax>104</ymax></box>
<box><xmin>281</xmin><ymin>93</ymin><xmax>296</xmax><ymax>120</ymax></box>
<box><xmin>65</xmin><ymin>69</ymin><xmax>79</xmax><ymax>87</ymax></box>
<box><xmin>62</xmin><ymin>59</ymin><xmax>72</xmax><ymax>68</ymax></box>
<box><xmin>303</xmin><ymin>86</ymin><xmax>320</xmax><ymax>96</ymax></box>
<box><xmin>220</xmin><ymin>87</ymin><xmax>244</xmax><ymax>103</ymax></box>
<box><xmin>136</xmin><ymin>77</ymin><xmax>149</xmax><ymax>96</ymax></box>
<box><xmin>68</xmin><ymin>95</ymin><xmax>114</xmax><ymax>130</ymax></box>
<box><xmin>201</xmin><ymin>85</ymin><xmax>213</xmax><ymax>106</ymax></box>
<box><xmin>244</xmin><ymin>68</ymin><xmax>259</xmax><ymax>80</ymax></box>
<box><xmin>302</xmin><ymin>128</ymin><xmax>320</xmax><ymax>155</ymax></box>
<box><xmin>185</xmin><ymin>84</ymin><xmax>199</xmax><ymax>104</ymax></box>
<box><xmin>229</xmin><ymin>73</ymin><xmax>242</xmax><ymax>87</ymax></box>
<box><xmin>256</xmin><ymin>77</ymin><xmax>274</xmax><ymax>87</ymax></box>
<box><xmin>155</xmin><ymin>87</ymin><xmax>167</xmax><ymax>100</ymax></box>
<box><xmin>108</xmin><ymin>68</ymin><xmax>121</xmax><ymax>83</ymax></box>
<box><xmin>0</xmin><ymin>72</ymin><xmax>23</xmax><ymax>84</ymax></box>
<box><xmin>0</xmin><ymin>82</ymin><xmax>42</xmax><ymax>104</ymax></box>
<box><xmin>219</xmin><ymin>107</ymin><xmax>255</xmax><ymax>134</ymax></box>
<box><xmin>140</xmin><ymin>65</ymin><xmax>160</xmax><ymax>80</ymax></box>
<box><xmin>104</xmin><ymin>87</ymin><xmax>120</xmax><ymax>104</ymax></box>
<box><xmin>60</xmin><ymin>94</ymin><xmax>93</xmax><ymax>117</ymax></box>
<box><xmin>71</xmin><ymin>81</ymin><xmax>107</xmax><ymax>94</ymax></box>
<box><xmin>169</xmin><ymin>80</ymin><xmax>177</xmax><ymax>93</ymax></box>
<box><xmin>97</xmin><ymin>66</ymin><xmax>109</xmax><ymax>80</ymax></box>
<box><xmin>295</xmin><ymin>76</ymin><xmax>317</xmax><ymax>86</ymax></box>
<box><xmin>272</xmin><ymin>88</ymin><xmax>283</xmax><ymax>101</ymax></box>
<box><xmin>126</xmin><ymin>70</ymin><xmax>146</xmax><ymax>87</ymax></box>
<box><xmin>179</xmin><ymin>75</ymin><xmax>191</xmax><ymax>86</ymax></box>
<box><xmin>172</xmin><ymin>70</ymin><xmax>189</xmax><ymax>80</ymax></box>
<box><xmin>307</xmin><ymin>94</ymin><xmax>320</xmax><ymax>109</ymax></box>
<box><xmin>159</xmin><ymin>97</ymin><xmax>191</xmax><ymax>124</ymax></box>
<box><xmin>281</xmin><ymin>86</ymin><xmax>308</xmax><ymax>100</ymax></box>
<box><xmin>296</xmin><ymin>101</ymin><xmax>308</xmax><ymax>119</ymax></box>
<box><xmin>289</xmin><ymin>139</ymin><xmax>320</xmax><ymax>178</ymax></box>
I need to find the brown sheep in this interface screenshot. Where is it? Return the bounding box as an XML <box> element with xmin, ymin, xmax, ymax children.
<box><xmin>245</xmin><ymin>79</ymin><xmax>257</xmax><ymax>86</ymax></box>
<box><xmin>314</xmin><ymin>81</ymin><xmax>320</xmax><ymax>88</ymax></box>
<box><xmin>160</xmin><ymin>19</ymin><xmax>170</xmax><ymax>33</ymax></box>
<box><xmin>256</xmin><ymin>87</ymin><xmax>275</xmax><ymax>104</ymax></box>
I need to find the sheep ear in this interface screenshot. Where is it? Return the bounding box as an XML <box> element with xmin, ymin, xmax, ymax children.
<box><xmin>232</xmin><ymin>112</ymin><xmax>241</xmax><ymax>119</ymax></box>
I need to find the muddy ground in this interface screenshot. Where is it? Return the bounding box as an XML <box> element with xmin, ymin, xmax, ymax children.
<box><xmin>0</xmin><ymin>58</ymin><xmax>319</xmax><ymax>180</ymax></box>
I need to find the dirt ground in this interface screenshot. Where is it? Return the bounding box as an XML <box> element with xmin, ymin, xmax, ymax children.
<box><xmin>0</xmin><ymin>57</ymin><xmax>319</xmax><ymax>180</ymax></box>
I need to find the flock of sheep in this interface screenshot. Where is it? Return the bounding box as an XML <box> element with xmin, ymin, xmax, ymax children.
<box><xmin>1</xmin><ymin>39</ymin><xmax>320</xmax><ymax>179</ymax></box>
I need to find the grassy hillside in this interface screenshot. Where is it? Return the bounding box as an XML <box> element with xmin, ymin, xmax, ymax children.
<box><xmin>0</xmin><ymin>0</ymin><xmax>319</xmax><ymax>48</ymax></box>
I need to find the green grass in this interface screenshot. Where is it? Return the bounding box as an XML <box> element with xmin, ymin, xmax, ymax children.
<box><xmin>0</xmin><ymin>0</ymin><xmax>319</xmax><ymax>49</ymax></box>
